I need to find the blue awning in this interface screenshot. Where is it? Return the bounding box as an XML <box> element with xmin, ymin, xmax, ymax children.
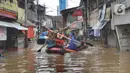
<box><xmin>0</xmin><ymin>21</ymin><xmax>28</xmax><ymax>30</ymax></box>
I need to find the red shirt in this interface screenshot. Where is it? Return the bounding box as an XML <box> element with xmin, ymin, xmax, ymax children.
<box><xmin>56</xmin><ymin>39</ymin><xmax>65</xmax><ymax>46</ymax></box>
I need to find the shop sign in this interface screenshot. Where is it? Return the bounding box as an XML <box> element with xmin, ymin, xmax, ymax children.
<box><xmin>72</xmin><ymin>9</ymin><xmax>82</xmax><ymax>17</ymax></box>
<box><xmin>0</xmin><ymin>8</ymin><xmax>17</xmax><ymax>19</ymax></box>
<box><xmin>0</xmin><ymin>27</ymin><xmax>7</xmax><ymax>40</ymax></box>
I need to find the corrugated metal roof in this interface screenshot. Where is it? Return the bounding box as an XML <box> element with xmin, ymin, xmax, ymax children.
<box><xmin>0</xmin><ymin>21</ymin><xmax>28</xmax><ymax>30</ymax></box>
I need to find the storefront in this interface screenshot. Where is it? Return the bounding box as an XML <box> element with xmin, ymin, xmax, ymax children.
<box><xmin>0</xmin><ymin>21</ymin><xmax>28</xmax><ymax>50</ymax></box>
<box><xmin>0</xmin><ymin>27</ymin><xmax>7</xmax><ymax>50</ymax></box>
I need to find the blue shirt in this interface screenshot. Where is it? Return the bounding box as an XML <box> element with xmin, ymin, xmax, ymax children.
<box><xmin>68</xmin><ymin>33</ymin><xmax>77</xmax><ymax>50</ymax></box>
<box><xmin>40</xmin><ymin>31</ymin><xmax>48</xmax><ymax>36</ymax></box>
<box><xmin>39</xmin><ymin>31</ymin><xmax>48</xmax><ymax>39</ymax></box>
<box><xmin>46</xmin><ymin>40</ymin><xmax>56</xmax><ymax>48</ymax></box>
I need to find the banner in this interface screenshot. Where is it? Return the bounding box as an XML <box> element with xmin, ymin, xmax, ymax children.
<box><xmin>0</xmin><ymin>0</ymin><xmax>17</xmax><ymax>19</ymax></box>
<box><xmin>0</xmin><ymin>27</ymin><xmax>7</xmax><ymax>40</ymax></box>
<box><xmin>72</xmin><ymin>9</ymin><xmax>82</xmax><ymax>17</ymax></box>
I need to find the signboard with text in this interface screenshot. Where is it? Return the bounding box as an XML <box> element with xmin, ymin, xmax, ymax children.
<box><xmin>72</xmin><ymin>9</ymin><xmax>82</xmax><ymax>17</ymax></box>
<box><xmin>0</xmin><ymin>8</ymin><xmax>17</xmax><ymax>19</ymax></box>
<box><xmin>0</xmin><ymin>27</ymin><xmax>7</xmax><ymax>41</ymax></box>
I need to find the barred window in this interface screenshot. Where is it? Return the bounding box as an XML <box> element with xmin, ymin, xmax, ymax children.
<box><xmin>10</xmin><ymin>0</ymin><xmax>13</xmax><ymax>3</ymax></box>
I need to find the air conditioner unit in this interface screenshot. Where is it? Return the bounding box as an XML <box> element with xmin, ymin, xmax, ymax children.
<box><xmin>114</xmin><ymin>4</ymin><xmax>126</xmax><ymax>15</ymax></box>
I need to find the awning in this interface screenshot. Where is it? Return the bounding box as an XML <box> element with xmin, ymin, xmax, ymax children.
<box><xmin>0</xmin><ymin>21</ymin><xmax>28</xmax><ymax>30</ymax></box>
<box><xmin>13</xmin><ymin>23</ymin><xmax>28</xmax><ymax>30</ymax></box>
<box><xmin>92</xmin><ymin>20</ymin><xmax>109</xmax><ymax>30</ymax></box>
<box><xmin>92</xmin><ymin>21</ymin><xmax>101</xmax><ymax>29</ymax></box>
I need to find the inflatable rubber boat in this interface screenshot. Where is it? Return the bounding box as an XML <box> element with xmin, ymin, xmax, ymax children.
<box><xmin>45</xmin><ymin>47</ymin><xmax>79</xmax><ymax>55</ymax></box>
<box><xmin>46</xmin><ymin>47</ymin><xmax>65</xmax><ymax>55</ymax></box>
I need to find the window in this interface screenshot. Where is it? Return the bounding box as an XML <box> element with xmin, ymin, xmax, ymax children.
<box><xmin>98</xmin><ymin>0</ymin><xmax>104</xmax><ymax>5</ymax></box>
<box><xmin>10</xmin><ymin>0</ymin><xmax>13</xmax><ymax>3</ymax></box>
<box><xmin>89</xmin><ymin>0</ymin><xmax>98</xmax><ymax>12</ymax></box>
<box><xmin>18</xmin><ymin>0</ymin><xmax>25</xmax><ymax>8</ymax></box>
<box><xmin>119</xmin><ymin>0</ymin><xmax>126</xmax><ymax>3</ymax></box>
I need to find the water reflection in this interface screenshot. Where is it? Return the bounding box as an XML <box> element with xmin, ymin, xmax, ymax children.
<box><xmin>119</xmin><ymin>52</ymin><xmax>130</xmax><ymax>73</ymax></box>
<box><xmin>35</xmin><ymin>52</ymin><xmax>86</xmax><ymax>73</ymax></box>
<box><xmin>0</xmin><ymin>48</ymin><xmax>35</xmax><ymax>73</ymax></box>
<box><xmin>55</xmin><ymin>56</ymin><xmax>64</xmax><ymax>72</ymax></box>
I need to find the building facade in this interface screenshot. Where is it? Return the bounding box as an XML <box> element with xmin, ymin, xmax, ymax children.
<box><xmin>58</xmin><ymin>0</ymin><xmax>67</xmax><ymax>16</ymax></box>
<box><xmin>111</xmin><ymin>0</ymin><xmax>130</xmax><ymax>51</ymax></box>
<box><xmin>80</xmin><ymin>0</ymin><xmax>117</xmax><ymax>47</ymax></box>
<box><xmin>52</xmin><ymin>16</ymin><xmax>64</xmax><ymax>28</ymax></box>
<box><xmin>61</xmin><ymin>7</ymin><xmax>84</xmax><ymax>33</ymax></box>
<box><xmin>80</xmin><ymin>0</ymin><xmax>130</xmax><ymax>51</ymax></box>
<box><xmin>0</xmin><ymin>0</ymin><xmax>28</xmax><ymax>50</ymax></box>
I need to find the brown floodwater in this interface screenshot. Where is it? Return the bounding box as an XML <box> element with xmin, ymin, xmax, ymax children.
<box><xmin>1</xmin><ymin>43</ymin><xmax>130</xmax><ymax>73</ymax></box>
<box><xmin>0</xmin><ymin>48</ymin><xmax>36</xmax><ymax>73</ymax></box>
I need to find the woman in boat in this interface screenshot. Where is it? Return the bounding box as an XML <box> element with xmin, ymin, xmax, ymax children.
<box><xmin>67</xmin><ymin>32</ymin><xmax>77</xmax><ymax>51</ymax></box>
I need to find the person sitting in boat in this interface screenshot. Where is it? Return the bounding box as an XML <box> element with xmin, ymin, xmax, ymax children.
<box><xmin>55</xmin><ymin>33</ymin><xmax>65</xmax><ymax>49</ymax></box>
<box><xmin>37</xmin><ymin>28</ymin><xmax>48</xmax><ymax>44</ymax></box>
<box><xmin>46</xmin><ymin>31</ymin><xmax>56</xmax><ymax>49</ymax></box>
<box><xmin>67</xmin><ymin>32</ymin><xmax>77</xmax><ymax>51</ymax></box>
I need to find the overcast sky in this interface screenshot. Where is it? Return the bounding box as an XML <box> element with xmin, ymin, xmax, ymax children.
<box><xmin>38</xmin><ymin>0</ymin><xmax>80</xmax><ymax>16</ymax></box>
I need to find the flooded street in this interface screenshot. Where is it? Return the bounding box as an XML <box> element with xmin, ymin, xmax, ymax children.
<box><xmin>1</xmin><ymin>43</ymin><xmax>130</xmax><ymax>73</ymax></box>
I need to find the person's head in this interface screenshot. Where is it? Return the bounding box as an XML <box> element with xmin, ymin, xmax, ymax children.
<box><xmin>69</xmin><ymin>32</ymin><xmax>74</xmax><ymax>39</ymax></box>
<box><xmin>42</xmin><ymin>27</ymin><xmax>47</xmax><ymax>32</ymax></box>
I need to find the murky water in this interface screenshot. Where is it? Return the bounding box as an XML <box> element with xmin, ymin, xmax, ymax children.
<box><xmin>1</xmin><ymin>43</ymin><xmax>130</xmax><ymax>73</ymax></box>
<box><xmin>0</xmin><ymin>48</ymin><xmax>35</xmax><ymax>73</ymax></box>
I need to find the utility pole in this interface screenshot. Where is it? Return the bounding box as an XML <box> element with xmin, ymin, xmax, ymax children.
<box><xmin>24</xmin><ymin>0</ymin><xmax>28</xmax><ymax>48</ymax></box>
<box><xmin>36</xmin><ymin>0</ymin><xmax>40</xmax><ymax>38</ymax></box>
<box><xmin>84</xmin><ymin>0</ymin><xmax>88</xmax><ymax>40</ymax></box>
